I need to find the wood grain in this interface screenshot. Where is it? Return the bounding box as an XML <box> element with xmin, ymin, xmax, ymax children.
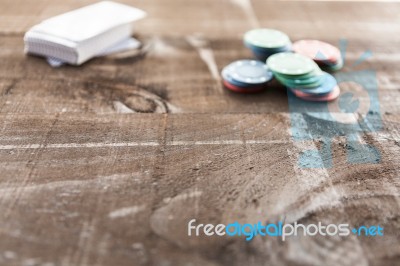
<box><xmin>0</xmin><ymin>0</ymin><xmax>400</xmax><ymax>265</ymax></box>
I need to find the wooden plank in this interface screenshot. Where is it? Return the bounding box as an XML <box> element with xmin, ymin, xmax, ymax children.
<box><xmin>1</xmin><ymin>34</ymin><xmax>400</xmax><ymax>114</ymax></box>
<box><xmin>0</xmin><ymin>0</ymin><xmax>400</xmax><ymax>265</ymax></box>
<box><xmin>0</xmin><ymin>113</ymin><xmax>399</xmax><ymax>265</ymax></box>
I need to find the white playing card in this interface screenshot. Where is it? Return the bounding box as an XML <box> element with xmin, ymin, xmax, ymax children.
<box><xmin>46</xmin><ymin>37</ymin><xmax>141</xmax><ymax>67</ymax></box>
<box><xmin>25</xmin><ymin>1</ymin><xmax>146</xmax><ymax>65</ymax></box>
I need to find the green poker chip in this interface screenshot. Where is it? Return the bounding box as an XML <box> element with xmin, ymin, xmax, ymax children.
<box><xmin>274</xmin><ymin>75</ymin><xmax>322</xmax><ymax>89</ymax></box>
<box><xmin>321</xmin><ymin>58</ymin><xmax>344</xmax><ymax>72</ymax></box>
<box><xmin>244</xmin><ymin>29</ymin><xmax>291</xmax><ymax>49</ymax></box>
<box><xmin>274</xmin><ymin>69</ymin><xmax>323</xmax><ymax>81</ymax></box>
<box><xmin>274</xmin><ymin>71</ymin><xmax>325</xmax><ymax>87</ymax></box>
<box><xmin>276</xmin><ymin>76</ymin><xmax>324</xmax><ymax>89</ymax></box>
<box><xmin>267</xmin><ymin>52</ymin><xmax>318</xmax><ymax>76</ymax></box>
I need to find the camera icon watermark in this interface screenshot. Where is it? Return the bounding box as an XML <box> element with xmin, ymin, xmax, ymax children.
<box><xmin>288</xmin><ymin>39</ymin><xmax>382</xmax><ymax>168</ymax></box>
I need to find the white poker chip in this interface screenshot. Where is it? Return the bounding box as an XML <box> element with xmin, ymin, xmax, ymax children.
<box><xmin>222</xmin><ymin>60</ymin><xmax>273</xmax><ymax>85</ymax></box>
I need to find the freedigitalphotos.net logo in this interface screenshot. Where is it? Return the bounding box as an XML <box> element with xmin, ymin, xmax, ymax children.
<box><xmin>188</xmin><ymin>219</ymin><xmax>384</xmax><ymax>241</ymax></box>
<box><xmin>289</xmin><ymin>39</ymin><xmax>382</xmax><ymax>168</ymax></box>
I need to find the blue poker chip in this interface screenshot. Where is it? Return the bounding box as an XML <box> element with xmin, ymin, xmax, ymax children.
<box><xmin>288</xmin><ymin>87</ymin><xmax>331</xmax><ymax>97</ymax></box>
<box><xmin>224</xmin><ymin>76</ymin><xmax>260</xmax><ymax>88</ymax></box>
<box><xmin>289</xmin><ymin>72</ymin><xmax>337</xmax><ymax>95</ymax></box>
<box><xmin>251</xmin><ymin>51</ymin><xmax>269</xmax><ymax>62</ymax></box>
<box><xmin>221</xmin><ymin>60</ymin><xmax>273</xmax><ymax>85</ymax></box>
<box><xmin>245</xmin><ymin>41</ymin><xmax>292</xmax><ymax>54</ymax></box>
<box><xmin>222</xmin><ymin>69</ymin><xmax>256</xmax><ymax>87</ymax></box>
<box><xmin>245</xmin><ymin>42</ymin><xmax>292</xmax><ymax>61</ymax></box>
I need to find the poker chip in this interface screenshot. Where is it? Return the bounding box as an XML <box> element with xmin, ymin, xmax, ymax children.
<box><xmin>289</xmin><ymin>73</ymin><xmax>337</xmax><ymax>95</ymax></box>
<box><xmin>222</xmin><ymin>80</ymin><xmax>265</xmax><ymax>93</ymax></box>
<box><xmin>223</xmin><ymin>60</ymin><xmax>273</xmax><ymax>84</ymax></box>
<box><xmin>267</xmin><ymin>52</ymin><xmax>317</xmax><ymax>76</ymax></box>
<box><xmin>244</xmin><ymin>29</ymin><xmax>292</xmax><ymax>61</ymax></box>
<box><xmin>274</xmin><ymin>69</ymin><xmax>325</xmax><ymax>88</ymax></box>
<box><xmin>244</xmin><ymin>29</ymin><xmax>290</xmax><ymax>48</ymax></box>
<box><xmin>245</xmin><ymin>42</ymin><xmax>292</xmax><ymax>54</ymax></box>
<box><xmin>221</xmin><ymin>59</ymin><xmax>273</xmax><ymax>93</ymax></box>
<box><xmin>290</xmin><ymin>85</ymin><xmax>341</xmax><ymax>102</ymax></box>
<box><xmin>293</xmin><ymin>40</ymin><xmax>343</xmax><ymax>72</ymax></box>
<box><xmin>319</xmin><ymin>56</ymin><xmax>343</xmax><ymax>72</ymax></box>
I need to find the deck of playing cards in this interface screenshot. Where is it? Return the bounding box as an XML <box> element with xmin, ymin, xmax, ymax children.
<box><xmin>24</xmin><ymin>1</ymin><xmax>147</xmax><ymax>66</ymax></box>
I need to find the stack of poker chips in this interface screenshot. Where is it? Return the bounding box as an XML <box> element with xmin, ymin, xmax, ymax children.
<box><xmin>266</xmin><ymin>52</ymin><xmax>340</xmax><ymax>102</ymax></box>
<box><xmin>293</xmin><ymin>40</ymin><xmax>343</xmax><ymax>72</ymax></box>
<box><xmin>221</xmin><ymin>60</ymin><xmax>273</xmax><ymax>93</ymax></box>
<box><xmin>244</xmin><ymin>29</ymin><xmax>292</xmax><ymax>61</ymax></box>
<box><xmin>221</xmin><ymin>28</ymin><xmax>343</xmax><ymax>100</ymax></box>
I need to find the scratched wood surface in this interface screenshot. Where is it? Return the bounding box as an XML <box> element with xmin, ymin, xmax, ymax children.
<box><xmin>1</xmin><ymin>0</ymin><xmax>400</xmax><ymax>265</ymax></box>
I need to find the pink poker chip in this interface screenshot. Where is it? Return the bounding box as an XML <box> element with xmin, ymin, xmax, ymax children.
<box><xmin>293</xmin><ymin>40</ymin><xmax>341</xmax><ymax>63</ymax></box>
<box><xmin>291</xmin><ymin>85</ymin><xmax>341</xmax><ymax>102</ymax></box>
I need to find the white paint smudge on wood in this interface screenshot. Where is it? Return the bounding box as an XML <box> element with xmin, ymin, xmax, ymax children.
<box><xmin>1</xmin><ymin>136</ymin><xmax>397</xmax><ymax>150</ymax></box>
<box><xmin>186</xmin><ymin>35</ymin><xmax>222</xmax><ymax>88</ymax></box>
<box><xmin>113</xmin><ymin>101</ymin><xmax>135</xmax><ymax>113</ymax></box>
<box><xmin>0</xmin><ymin>140</ymin><xmax>288</xmax><ymax>150</ymax></box>
<box><xmin>230</xmin><ymin>0</ymin><xmax>260</xmax><ymax>28</ymax></box>
<box><xmin>109</xmin><ymin>205</ymin><xmax>146</xmax><ymax>219</ymax></box>
<box><xmin>150</xmin><ymin>36</ymin><xmax>181</xmax><ymax>57</ymax></box>
<box><xmin>163</xmin><ymin>190</ymin><xmax>202</xmax><ymax>204</ymax></box>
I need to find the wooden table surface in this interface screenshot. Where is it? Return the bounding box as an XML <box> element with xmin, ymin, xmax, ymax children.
<box><xmin>1</xmin><ymin>0</ymin><xmax>400</xmax><ymax>265</ymax></box>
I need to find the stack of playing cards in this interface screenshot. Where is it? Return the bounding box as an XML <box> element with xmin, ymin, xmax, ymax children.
<box><xmin>24</xmin><ymin>1</ymin><xmax>146</xmax><ymax>66</ymax></box>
